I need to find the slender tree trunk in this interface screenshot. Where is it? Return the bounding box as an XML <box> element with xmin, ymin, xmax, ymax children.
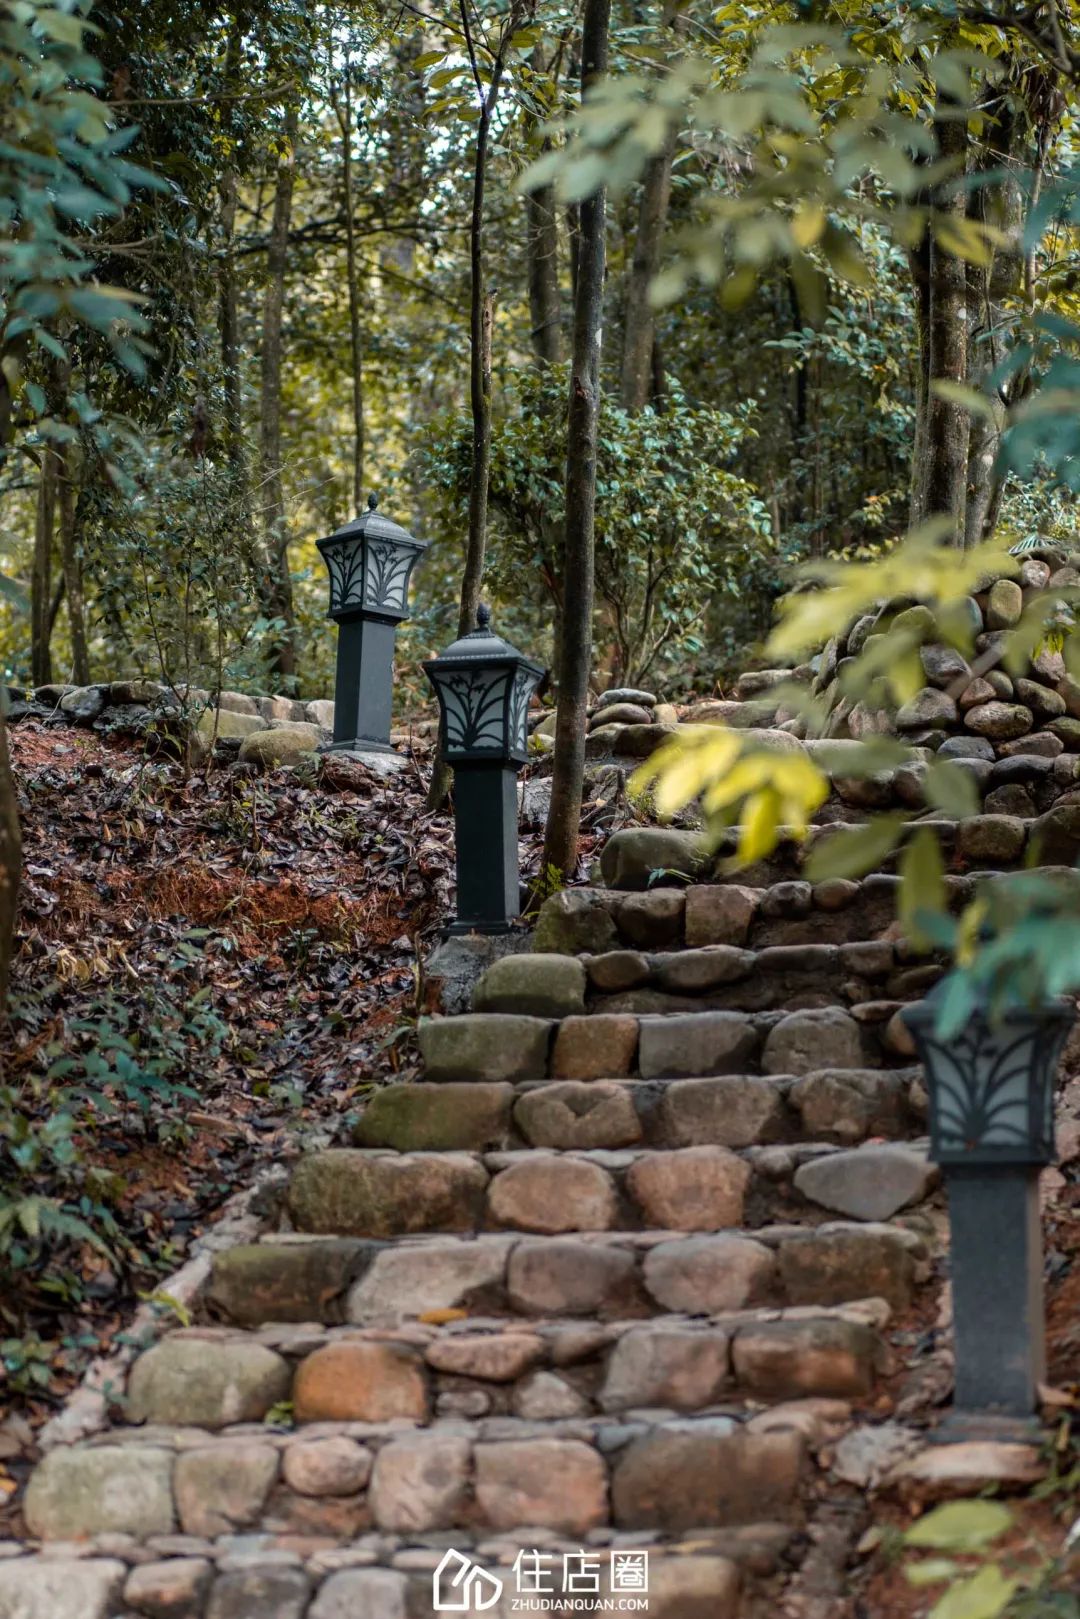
<box><xmin>525</xmin><ymin>43</ymin><xmax>562</xmax><ymax>369</ymax></box>
<box><xmin>258</xmin><ymin>106</ymin><xmax>299</xmax><ymax>680</ymax></box>
<box><xmin>331</xmin><ymin>62</ymin><xmax>365</xmax><ymax>510</ymax></box>
<box><xmin>455</xmin><ymin>5</ymin><xmax>510</xmax><ymax>642</ymax></box>
<box><xmin>619</xmin><ymin>7</ymin><xmax>684</xmax><ymax>412</ymax></box>
<box><xmin>965</xmin><ymin>98</ymin><xmax>1028</xmax><ymax>547</ymax></box>
<box><xmin>923</xmin><ymin>102</ymin><xmax>971</xmax><ymax>542</ymax></box>
<box><xmin>31</xmin><ymin>448</ymin><xmax>57</xmax><ymax>686</ymax></box>
<box><xmin>0</xmin><ymin>711</ymin><xmax>21</xmax><ymax>1014</ymax></box>
<box><xmin>907</xmin><ymin>233</ymin><xmax>932</xmax><ymax>527</ymax></box>
<box><xmin>427</xmin><ymin>3</ymin><xmax>520</xmax><ymax>811</ymax></box>
<box><xmin>58</xmin><ymin>445</ymin><xmax>89</xmax><ymax>683</ymax></box>
<box><xmin>219</xmin><ymin>13</ymin><xmax>245</xmax><ymax>471</ymax></box>
<box><xmin>220</xmin><ymin>169</ymin><xmax>244</xmax><ymax>466</ymax></box>
<box><xmin>542</xmin><ymin>0</ymin><xmax>609</xmax><ymax>883</ymax></box>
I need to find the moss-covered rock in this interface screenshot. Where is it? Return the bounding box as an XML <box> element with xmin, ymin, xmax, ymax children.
<box><xmin>473</xmin><ymin>953</ymin><xmax>586</xmax><ymax>1018</ymax></box>
<box><xmin>287</xmin><ymin>1147</ymin><xmax>488</xmax><ymax>1237</ymax></box>
<box><xmin>354</xmin><ymin>1081</ymin><xmax>514</xmax><ymax>1151</ymax></box>
<box><xmin>238</xmin><ymin>722</ymin><xmax>322</xmax><ymax>766</ymax></box>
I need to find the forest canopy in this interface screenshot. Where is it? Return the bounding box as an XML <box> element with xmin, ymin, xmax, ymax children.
<box><xmin>1</xmin><ymin>0</ymin><xmax>1079</xmax><ymax>708</ymax></box>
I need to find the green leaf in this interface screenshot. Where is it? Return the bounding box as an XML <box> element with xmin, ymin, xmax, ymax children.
<box><xmin>923</xmin><ymin>760</ymin><xmax>980</xmax><ymax>819</ymax></box>
<box><xmin>805</xmin><ymin>814</ymin><xmax>907</xmax><ymax>882</ymax></box>
<box><xmin>899</xmin><ymin>827</ymin><xmax>947</xmax><ymax>946</ymax></box>
<box><xmin>929</xmin><ymin>1566</ymin><xmax>1018</xmax><ymax>1619</ymax></box>
<box><xmin>905</xmin><ymin>1559</ymin><xmax>961</xmax><ymax>1587</ymax></box>
<box><xmin>905</xmin><ymin>1501</ymin><xmax>1013</xmax><ymax>1554</ymax></box>
<box><xmin>929</xmin><ymin>380</ymin><xmax>999</xmax><ymax>424</ymax></box>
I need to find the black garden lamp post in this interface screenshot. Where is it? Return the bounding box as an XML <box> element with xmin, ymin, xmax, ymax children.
<box><xmin>903</xmin><ymin>980</ymin><xmax>1075</xmax><ymax>1422</ymax></box>
<box><xmin>316</xmin><ymin>494</ymin><xmax>427</xmax><ymax>753</ymax></box>
<box><xmin>424</xmin><ymin>605</ymin><xmax>544</xmax><ymax>934</ymax></box>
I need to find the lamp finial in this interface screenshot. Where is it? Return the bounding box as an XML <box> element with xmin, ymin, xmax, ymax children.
<box><xmin>367</xmin><ymin>492</ymin><xmax>378</xmax><ymax>511</ymax></box>
<box><xmin>476</xmin><ymin>602</ymin><xmax>492</xmax><ymax>630</ymax></box>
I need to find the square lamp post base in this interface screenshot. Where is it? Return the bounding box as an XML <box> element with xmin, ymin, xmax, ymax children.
<box><xmin>929</xmin><ymin>1410</ymin><xmax>1044</xmax><ymax>1446</ymax></box>
<box><xmin>326</xmin><ymin>738</ymin><xmax>396</xmax><ymax>755</ymax></box>
<box><xmin>947</xmin><ymin>1165</ymin><xmax>1045</xmax><ymax>1421</ymax></box>
<box><xmin>445</xmin><ymin>918</ymin><xmax>518</xmax><ymax>938</ymax></box>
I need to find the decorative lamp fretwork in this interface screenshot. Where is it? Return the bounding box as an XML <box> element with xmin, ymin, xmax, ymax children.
<box><xmin>316</xmin><ymin>494</ymin><xmax>427</xmax><ymax>753</ymax></box>
<box><xmin>424</xmin><ymin>605</ymin><xmax>544</xmax><ymax>932</ymax></box>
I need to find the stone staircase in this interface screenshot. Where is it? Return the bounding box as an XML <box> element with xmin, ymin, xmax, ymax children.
<box><xmin>8</xmin><ymin>692</ymin><xmax>1078</xmax><ymax>1617</ymax></box>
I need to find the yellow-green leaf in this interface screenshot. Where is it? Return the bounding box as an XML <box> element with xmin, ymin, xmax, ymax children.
<box><xmin>905</xmin><ymin>1501</ymin><xmax>1013</xmax><ymax>1553</ymax></box>
<box><xmin>805</xmin><ymin>814</ymin><xmax>907</xmax><ymax>882</ymax></box>
<box><xmin>929</xmin><ymin>1566</ymin><xmax>1018</xmax><ymax>1619</ymax></box>
<box><xmin>899</xmin><ymin>827</ymin><xmax>947</xmax><ymax>946</ymax></box>
<box><xmin>923</xmin><ymin>760</ymin><xmax>979</xmax><ymax>819</ymax></box>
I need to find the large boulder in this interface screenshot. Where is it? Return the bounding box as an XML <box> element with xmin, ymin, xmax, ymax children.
<box><xmin>418</xmin><ymin>1013</ymin><xmax>552</xmax><ymax>1082</ymax></box>
<box><xmin>24</xmin><ymin>1446</ymin><xmax>175</xmax><ymax>1539</ymax></box>
<box><xmin>533</xmin><ymin>889</ymin><xmax>619</xmax><ymax>954</ymax></box>
<box><xmin>126</xmin><ymin>1335</ymin><xmax>291</xmax><ymax>1428</ymax></box>
<box><xmin>287</xmin><ymin>1149</ymin><xmax>488</xmax><ymax>1237</ymax></box>
<box><xmin>238</xmin><ymin>722</ymin><xmax>323</xmax><ymax>766</ymax></box>
<box><xmin>762</xmin><ymin>1008</ymin><xmax>864</xmax><ymax>1075</ymax></box>
<box><xmin>793</xmin><ymin>1144</ymin><xmax>938</xmax><ymax>1220</ymax></box>
<box><xmin>195</xmin><ymin>708</ymin><xmax>268</xmax><ymax>744</ymax></box>
<box><xmin>206</xmin><ymin>1239</ymin><xmax>380</xmax><ymax>1326</ymax></box>
<box><xmin>964</xmin><ymin>702</ymin><xmax>1034</xmax><ymax>741</ymax></box>
<box><xmin>354</xmin><ymin>1082</ymin><xmax>513</xmax><ymax>1151</ymax></box>
<box><xmin>473</xmin><ymin>954</ymin><xmax>586</xmax><ymax>1018</ymax></box>
<box><xmin>599</xmin><ymin>828</ymin><xmax>711</xmax><ymax>890</ymax></box>
<box><xmin>0</xmin><ymin>1560</ymin><xmax>128</xmax><ymax>1619</ymax></box>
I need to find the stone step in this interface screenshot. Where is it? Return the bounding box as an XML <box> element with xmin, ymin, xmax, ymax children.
<box><xmin>417</xmin><ymin>1005</ymin><xmax>918</xmax><ymax>1093</ymax></box>
<box><xmin>22</xmin><ymin>1388</ymin><xmax>854</xmax><ymax>1554</ymax></box>
<box><xmin>220</xmin><ymin>1213</ymin><xmax>927</xmax><ymax>1328</ymax></box>
<box><xmin>356</xmin><ymin>1068</ymin><xmax>925</xmax><ymax>1153</ymax></box>
<box><xmin>594</xmin><ymin>822</ymin><xmax>1080</xmax><ymax>893</ymax></box>
<box><xmin>533</xmin><ymin>869</ymin><xmax>943</xmax><ymax>954</ymax></box>
<box><xmin>470</xmin><ymin>943</ymin><xmax>942</xmax><ymax>1021</ymax></box>
<box><xmin>284</xmin><ymin>1143</ymin><xmax>936</xmax><ymax>1242</ymax></box>
<box><xmin>0</xmin><ymin>1523</ymin><xmax>796</xmax><ymax>1619</ymax></box>
<box><xmin>119</xmin><ymin>1305</ymin><xmax>894</xmax><ymax>1433</ymax></box>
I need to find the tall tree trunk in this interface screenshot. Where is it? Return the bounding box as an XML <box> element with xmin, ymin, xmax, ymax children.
<box><xmin>922</xmin><ymin>101</ymin><xmax>971</xmax><ymax>542</ymax></box>
<box><xmin>0</xmin><ymin>712</ymin><xmax>21</xmax><ymax>1014</ymax></box>
<box><xmin>907</xmin><ymin>233</ymin><xmax>932</xmax><ymax>527</ymax></box>
<box><xmin>454</xmin><ymin>0</ymin><xmax>511</xmax><ymax>643</ymax></box>
<box><xmin>31</xmin><ymin>447</ymin><xmax>57</xmax><ymax>687</ymax></box>
<box><xmin>427</xmin><ymin>1</ymin><xmax>519</xmax><ymax>811</ymax></box>
<box><xmin>331</xmin><ymin>61</ymin><xmax>365</xmax><ymax>510</ymax></box>
<box><xmin>258</xmin><ymin>106</ymin><xmax>299</xmax><ymax>680</ymax></box>
<box><xmin>525</xmin><ymin>43</ymin><xmax>562</xmax><ymax>368</ymax></box>
<box><xmin>965</xmin><ymin>97</ymin><xmax>1030</xmax><ymax>547</ymax></box>
<box><xmin>542</xmin><ymin>0</ymin><xmax>610</xmax><ymax>883</ymax></box>
<box><xmin>619</xmin><ymin>6</ymin><xmax>684</xmax><ymax>412</ymax></box>
<box><xmin>220</xmin><ymin>168</ymin><xmax>243</xmax><ymax>464</ymax></box>
<box><xmin>219</xmin><ymin>12</ymin><xmax>245</xmax><ymax>471</ymax></box>
<box><xmin>58</xmin><ymin>445</ymin><xmax>90</xmax><ymax>683</ymax></box>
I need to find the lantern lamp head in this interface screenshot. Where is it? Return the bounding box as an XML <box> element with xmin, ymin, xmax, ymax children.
<box><xmin>423</xmin><ymin>605</ymin><xmax>544</xmax><ymax>765</ymax></box>
<box><xmin>316</xmin><ymin>494</ymin><xmax>428</xmax><ymax>624</ymax></box>
<box><xmin>902</xmin><ymin>976</ymin><xmax>1075</xmax><ymax>1167</ymax></box>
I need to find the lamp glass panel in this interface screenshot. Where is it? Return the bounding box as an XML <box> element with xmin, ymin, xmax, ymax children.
<box><xmin>921</xmin><ymin>1014</ymin><xmax>1056</xmax><ymax>1160</ymax></box>
<box><xmin>363</xmin><ymin>538</ymin><xmax>416</xmax><ymax>614</ymax></box>
<box><xmin>438</xmin><ymin>667</ymin><xmax>512</xmax><ymax>754</ymax></box>
<box><xmin>508</xmin><ymin>667</ymin><xmax>538</xmax><ymax>755</ymax></box>
<box><xmin>324</xmin><ymin>535</ymin><xmax>366</xmax><ymax>614</ymax></box>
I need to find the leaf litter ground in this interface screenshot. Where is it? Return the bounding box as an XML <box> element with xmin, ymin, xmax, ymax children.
<box><xmin>0</xmin><ymin>717</ymin><xmax>604</xmax><ymax>1512</ymax></box>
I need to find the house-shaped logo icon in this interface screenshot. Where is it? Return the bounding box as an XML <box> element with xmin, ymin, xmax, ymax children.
<box><xmin>433</xmin><ymin>1549</ymin><xmax>504</xmax><ymax>1611</ymax></box>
